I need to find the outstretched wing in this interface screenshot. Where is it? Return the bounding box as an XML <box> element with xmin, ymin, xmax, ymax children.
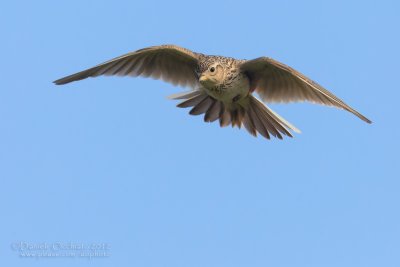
<box><xmin>240</xmin><ymin>57</ymin><xmax>371</xmax><ymax>123</ymax></box>
<box><xmin>54</xmin><ymin>44</ymin><xmax>201</xmax><ymax>88</ymax></box>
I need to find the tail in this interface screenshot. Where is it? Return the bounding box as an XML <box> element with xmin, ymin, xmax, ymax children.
<box><xmin>169</xmin><ymin>90</ymin><xmax>300</xmax><ymax>140</ymax></box>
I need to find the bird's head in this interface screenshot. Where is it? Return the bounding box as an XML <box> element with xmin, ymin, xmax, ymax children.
<box><xmin>199</xmin><ymin>63</ymin><xmax>225</xmax><ymax>88</ymax></box>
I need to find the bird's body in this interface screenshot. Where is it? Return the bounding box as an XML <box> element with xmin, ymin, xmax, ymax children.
<box><xmin>54</xmin><ymin>44</ymin><xmax>371</xmax><ymax>140</ymax></box>
<box><xmin>196</xmin><ymin>55</ymin><xmax>249</xmax><ymax>104</ymax></box>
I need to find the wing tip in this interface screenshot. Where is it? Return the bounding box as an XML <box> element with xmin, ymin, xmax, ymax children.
<box><xmin>351</xmin><ymin>110</ymin><xmax>372</xmax><ymax>124</ymax></box>
<box><xmin>53</xmin><ymin>78</ymin><xmax>66</xmax><ymax>85</ymax></box>
<box><xmin>363</xmin><ymin>117</ymin><xmax>373</xmax><ymax>124</ymax></box>
<box><xmin>53</xmin><ymin>72</ymin><xmax>89</xmax><ymax>85</ymax></box>
<box><xmin>53</xmin><ymin>75</ymin><xmax>78</xmax><ymax>85</ymax></box>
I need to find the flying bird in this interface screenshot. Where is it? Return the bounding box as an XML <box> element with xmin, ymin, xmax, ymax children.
<box><xmin>54</xmin><ymin>44</ymin><xmax>371</xmax><ymax>139</ymax></box>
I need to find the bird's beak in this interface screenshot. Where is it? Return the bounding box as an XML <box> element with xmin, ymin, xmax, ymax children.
<box><xmin>199</xmin><ymin>74</ymin><xmax>214</xmax><ymax>86</ymax></box>
<box><xmin>199</xmin><ymin>73</ymin><xmax>217</xmax><ymax>87</ymax></box>
<box><xmin>199</xmin><ymin>74</ymin><xmax>208</xmax><ymax>83</ymax></box>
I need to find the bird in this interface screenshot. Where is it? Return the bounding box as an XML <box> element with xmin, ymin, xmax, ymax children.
<box><xmin>54</xmin><ymin>44</ymin><xmax>371</xmax><ymax>140</ymax></box>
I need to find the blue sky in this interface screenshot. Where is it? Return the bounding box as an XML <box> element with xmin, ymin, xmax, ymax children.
<box><xmin>1</xmin><ymin>0</ymin><xmax>399</xmax><ymax>266</ymax></box>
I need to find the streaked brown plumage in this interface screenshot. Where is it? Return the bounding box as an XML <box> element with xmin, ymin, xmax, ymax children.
<box><xmin>54</xmin><ymin>44</ymin><xmax>371</xmax><ymax>140</ymax></box>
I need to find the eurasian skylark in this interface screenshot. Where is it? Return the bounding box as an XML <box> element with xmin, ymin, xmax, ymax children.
<box><xmin>54</xmin><ymin>45</ymin><xmax>371</xmax><ymax>139</ymax></box>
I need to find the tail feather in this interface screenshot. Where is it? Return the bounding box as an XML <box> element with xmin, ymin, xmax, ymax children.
<box><xmin>249</xmin><ymin>95</ymin><xmax>300</xmax><ymax>136</ymax></box>
<box><xmin>247</xmin><ymin>104</ymin><xmax>271</xmax><ymax>139</ymax></box>
<box><xmin>174</xmin><ymin>91</ymin><xmax>300</xmax><ymax>140</ymax></box>
<box><xmin>242</xmin><ymin>111</ymin><xmax>257</xmax><ymax>136</ymax></box>
<box><xmin>177</xmin><ymin>93</ymin><xmax>208</xmax><ymax>108</ymax></box>
<box><xmin>167</xmin><ymin>90</ymin><xmax>203</xmax><ymax>100</ymax></box>
<box><xmin>219</xmin><ymin>104</ymin><xmax>232</xmax><ymax>127</ymax></box>
<box><xmin>234</xmin><ymin>107</ymin><xmax>245</xmax><ymax>129</ymax></box>
<box><xmin>190</xmin><ymin>97</ymin><xmax>214</xmax><ymax>115</ymax></box>
<box><xmin>257</xmin><ymin>109</ymin><xmax>284</xmax><ymax>138</ymax></box>
<box><xmin>250</xmin><ymin>98</ymin><xmax>286</xmax><ymax>138</ymax></box>
<box><xmin>204</xmin><ymin>100</ymin><xmax>222</xmax><ymax>122</ymax></box>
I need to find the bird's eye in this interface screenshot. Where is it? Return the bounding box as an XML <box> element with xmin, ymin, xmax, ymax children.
<box><xmin>210</xmin><ymin>67</ymin><xmax>215</xmax><ymax>73</ymax></box>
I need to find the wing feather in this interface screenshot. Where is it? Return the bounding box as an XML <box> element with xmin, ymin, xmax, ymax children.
<box><xmin>240</xmin><ymin>57</ymin><xmax>371</xmax><ymax>123</ymax></box>
<box><xmin>54</xmin><ymin>44</ymin><xmax>201</xmax><ymax>89</ymax></box>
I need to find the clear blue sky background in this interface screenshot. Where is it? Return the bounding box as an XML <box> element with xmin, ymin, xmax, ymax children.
<box><xmin>1</xmin><ymin>1</ymin><xmax>399</xmax><ymax>266</ymax></box>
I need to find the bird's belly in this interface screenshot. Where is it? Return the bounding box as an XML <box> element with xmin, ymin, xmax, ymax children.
<box><xmin>205</xmin><ymin>75</ymin><xmax>250</xmax><ymax>104</ymax></box>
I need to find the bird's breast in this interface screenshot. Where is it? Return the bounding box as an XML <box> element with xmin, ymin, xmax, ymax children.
<box><xmin>204</xmin><ymin>73</ymin><xmax>250</xmax><ymax>104</ymax></box>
